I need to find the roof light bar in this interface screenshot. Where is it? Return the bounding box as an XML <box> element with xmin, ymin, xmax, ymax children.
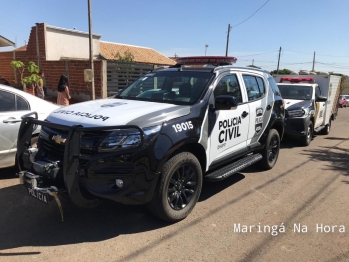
<box><xmin>280</xmin><ymin>77</ymin><xmax>314</xmax><ymax>83</ymax></box>
<box><xmin>176</xmin><ymin>56</ymin><xmax>237</xmax><ymax>65</ymax></box>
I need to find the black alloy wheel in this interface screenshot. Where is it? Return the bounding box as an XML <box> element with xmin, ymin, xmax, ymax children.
<box><xmin>257</xmin><ymin>129</ymin><xmax>280</xmax><ymax>170</ymax></box>
<box><xmin>167</xmin><ymin>165</ymin><xmax>198</xmax><ymax>210</ymax></box>
<box><xmin>268</xmin><ymin>135</ymin><xmax>279</xmax><ymax>164</ymax></box>
<box><xmin>147</xmin><ymin>152</ymin><xmax>202</xmax><ymax>222</ymax></box>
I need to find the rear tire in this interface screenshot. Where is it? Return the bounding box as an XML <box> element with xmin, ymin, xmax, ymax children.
<box><xmin>300</xmin><ymin>121</ymin><xmax>313</xmax><ymax>146</ymax></box>
<box><xmin>147</xmin><ymin>152</ymin><xmax>202</xmax><ymax>222</ymax></box>
<box><xmin>257</xmin><ymin>129</ymin><xmax>280</xmax><ymax>170</ymax></box>
<box><xmin>321</xmin><ymin>120</ymin><xmax>331</xmax><ymax>135</ymax></box>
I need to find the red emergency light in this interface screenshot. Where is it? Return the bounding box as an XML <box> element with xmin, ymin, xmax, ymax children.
<box><xmin>176</xmin><ymin>56</ymin><xmax>237</xmax><ymax>65</ymax></box>
<box><xmin>280</xmin><ymin>77</ymin><xmax>314</xmax><ymax>83</ymax></box>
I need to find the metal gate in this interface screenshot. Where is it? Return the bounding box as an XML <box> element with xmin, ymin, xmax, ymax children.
<box><xmin>107</xmin><ymin>61</ymin><xmax>154</xmax><ymax>96</ymax></box>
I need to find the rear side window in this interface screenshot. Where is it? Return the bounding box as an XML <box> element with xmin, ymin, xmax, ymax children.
<box><xmin>17</xmin><ymin>96</ymin><xmax>30</xmax><ymax>111</ymax></box>
<box><xmin>0</xmin><ymin>90</ymin><xmax>15</xmax><ymax>112</ymax></box>
<box><xmin>242</xmin><ymin>75</ymin><xmax>265</xmax><ymax>101</ymax></box>
<box><xmin>268</xmin><ymin>77</ymin><xmax>281</xmax><ymax>96</ymax></box>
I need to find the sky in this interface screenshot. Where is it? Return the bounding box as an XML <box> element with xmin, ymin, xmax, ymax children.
<box><xmin>1</xmin><ymin>0</ymin><xmax>349</xmax><ymax>75</ymax></box>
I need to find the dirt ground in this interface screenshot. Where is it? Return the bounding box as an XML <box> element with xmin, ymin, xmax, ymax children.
<box><xmin>0</xmin><ymin>108</ymin><xmax>348</xmax><ymax>262</ymax></box>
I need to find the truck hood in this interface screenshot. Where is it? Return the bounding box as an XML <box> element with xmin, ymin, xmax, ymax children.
<box><xmin>47</xmin><ymin>98</ymin><xmax>191</xmax><ymax>128</ymax></box>
<box><xmin>284</xmin><ymin>99</ymin><xmax>312</xmax><ymax>110</ymax></box>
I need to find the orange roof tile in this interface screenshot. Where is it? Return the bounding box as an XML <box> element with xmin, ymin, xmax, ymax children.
<box><xmin>14</xmin><ymin>45</ymin><xmax>27</xmax><ymax>51</ymax></box>
<box><xmin>100</xmin><ymin>41</ymin><xmax>175</xmax><ymax>66</ymax></box>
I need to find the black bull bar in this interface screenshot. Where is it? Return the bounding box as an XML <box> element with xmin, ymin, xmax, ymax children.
<box><xmin>17</xmin><ymin>111</ymin><xmax>144</xmax><ymax>208</ymax></box>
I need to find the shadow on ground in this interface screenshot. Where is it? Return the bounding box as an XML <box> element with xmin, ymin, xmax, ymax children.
<box><xmin>0</xmin><ymin>171</ymin><xmax>244</xmax><ymax>251</ymax></box>
<box><xmin>301</xmin><ymin>145</ymin><xmax>349</xmax><ymax>175</ymax></box>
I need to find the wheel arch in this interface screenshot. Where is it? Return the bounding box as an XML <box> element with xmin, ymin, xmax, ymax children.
<box><xmin>165</xmin><ymin>142</ymin><xmax>207</xmax><ymax>174</ymax></box>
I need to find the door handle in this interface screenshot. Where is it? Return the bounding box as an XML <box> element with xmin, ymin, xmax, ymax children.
<box><xmin>266</xmin><ymin>104</ymin><xmax>272</xmax><ymax>111</ymax></box>
<box><xmin>241</xmin><ymin>111</ymin><xmax>249</xmax><ymax>118</ymax></box>
<box><xmin>3</xmin><ymin>119</ymin><xmax>22</xmax><ymax>123</ymax></box>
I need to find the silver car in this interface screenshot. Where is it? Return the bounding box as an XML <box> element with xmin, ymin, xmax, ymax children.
<box><xmin>0</xmin><ymin>84</ymin><xmax>60</xmax><ymax>168</ymax></box>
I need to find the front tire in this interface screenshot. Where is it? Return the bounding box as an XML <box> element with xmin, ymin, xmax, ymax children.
<box><xmin>257</xmin><ymin>129</ymin><xmax>280</xmax><ymax>170</ymax></box>
<box><xmin>300</xmin><ymin>121</ymin><xmax>313</xmax><ymax>146</ymax></box>
<box><xmin>147</xmin><ymin>152</ymin><xmax>202</xmax><ymax>222</ymax></box>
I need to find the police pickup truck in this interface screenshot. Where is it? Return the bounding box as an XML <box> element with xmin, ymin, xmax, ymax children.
<box><xmin>17</xmin><ymin>56</ymin><xmax>284</xmax><ymax>222</ymax></box>
<box><xmin>273</xmin><ymin>74</ymin><xmax>341</xmax><ymax>146</ymax></box>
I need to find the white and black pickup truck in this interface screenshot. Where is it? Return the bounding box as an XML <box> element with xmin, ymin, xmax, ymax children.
<box><xmin>274</xmin><ymin>74</ymin><xmax>341</xmax><ymax>146</ymax></box>
<box><xmin>16</xmin><ymin>56</ymin><xmax>284</xmax><ymax>222</ymax></box>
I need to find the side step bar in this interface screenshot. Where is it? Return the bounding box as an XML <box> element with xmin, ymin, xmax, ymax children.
<box><xmin>205</xmin><ymin>153</ymin><xmax>262</xmax><ymax>182</ymax></box>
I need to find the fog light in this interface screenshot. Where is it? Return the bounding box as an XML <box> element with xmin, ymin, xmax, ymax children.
<box><xmin>115</xmin><ymin>179</ymin><xmax>124</xmax><ymax>188</ymax></box>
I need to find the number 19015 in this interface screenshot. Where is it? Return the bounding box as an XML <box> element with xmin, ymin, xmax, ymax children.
<box><xmin>172</xmin><ymin>121</ymin><xmax>193</xmax><ymax>132</ymax></box>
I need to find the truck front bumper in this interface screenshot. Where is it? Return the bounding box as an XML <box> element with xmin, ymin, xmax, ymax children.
<box><xmin>284</xmin><ymin>117</ymin><xmax>310</xmax><ymax>138</ymax></box>
<box><xmin>16</xmin><ymin>112</ymin><xmax>159</xmax><ymax>208</ymax></box>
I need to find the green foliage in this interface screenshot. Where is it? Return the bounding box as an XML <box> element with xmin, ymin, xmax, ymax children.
<box><xmin>10</xmin><ymin>60</ymin><xmax>41</xmax><ymax>87</ymax></box>
<box><xmin>247</xmin><ymin>65</ymin><xmax>261</xmax><ymax>69</ymax></box>
<box><xmin>113</xmin><ymin>50</ymin><xmax>134</xmax><ymax>62</ymax></box>
<box><xmin>113</xmin><ymin>51</ymin><xmax>135</xmax><ymax>88</ymax></box>
<box><xmin>270</xmin><ymin>68</ymin><xmax>293</xmax><ymax>75</ymax></box>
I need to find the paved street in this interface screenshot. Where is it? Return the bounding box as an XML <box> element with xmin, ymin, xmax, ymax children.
<box><xmin>0</xmin><ymin>109</ymin><xmax>348</xmax><ymax>262</ymax></box>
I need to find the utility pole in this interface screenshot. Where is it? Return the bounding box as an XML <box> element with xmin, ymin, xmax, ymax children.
<box><xmin>88</xmin><ymin>0</ymin><xmax>95</xmax><ymax>100</ymax></box>
<box><xmin>312</xmin><ymin>51</ymin><xmax>316</xmax><ymax>72</ymax></box>
<box><xmin>205</xmin><ymin>44</ymin><xmax>208</xmax><ymax>56</ymax></box>
<box><xmin>225</xmin><ymin>24</ymin><xmax>231</xmax><ymax>57</ymax></box>
<box><xmin>276</xmin><ymin>46</ymin><xmax>282</xmax><ymax>74</ymax></box>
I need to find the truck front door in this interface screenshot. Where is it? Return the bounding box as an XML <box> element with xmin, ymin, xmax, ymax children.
<box><xmin>208</xmin><ymin>74</ymin><xmax>250</xmax><ymax>166</ymax></box>
<box><xmin>314</xmin><ymin>85</ymin><xmax>326</xmax><ymax>128</ymax></box>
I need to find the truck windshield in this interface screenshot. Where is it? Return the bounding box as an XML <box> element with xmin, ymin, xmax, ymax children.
<box><xmin>117</xmin><ymin>70</ymin><xmax>214</xmax><ymax>105</ymax></box>
<box><xmin>278</xmin><ymin>85</ymin><xmax>313</xmax><ymax>100</ymax></box>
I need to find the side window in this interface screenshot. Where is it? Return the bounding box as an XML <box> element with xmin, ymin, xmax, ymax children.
<box><xmin>268</xmin><ymin>77</ymin><xmax>281</xmax><ymax>96</ymax></box>
<box><xmin>0</xmin><ymin>90</ymin><xmax>15</xmax><ymax>112</ymax></box>
<box><xmin>214</xmin><ymin>74</ymin><xmax>242</xmax><ymax>103</ymax></box>
<box><xmin>242</xmin><ymin>75</ymin><xmax>265</xmax><ymax>101</ymax></box>
<box><xmin>315</xmin><ymin>86</ymin><xmax>321</xmax><ymax>96</ymax></box>
<box><xmin>17</xmin><ymin>96</ymin><xmax>30</xmax><ymax>111</ymax></box>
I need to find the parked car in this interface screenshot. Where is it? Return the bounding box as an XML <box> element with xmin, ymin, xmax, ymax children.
<box><xmin>16</xmin><ymin>56</ymin><xmax>284</xmax><ymax>222</ymax></box>
<box><xmin>0</xmin><ymin>84</ymin><xmax>60</xmax><ymax>168</ymax></box>
<box><xmin>342</xmin><ymin>95</ymin><xmax>349</xmax><ymax>107</ymax></box>
<box><xmin>338</xmin><ymin>95</ymin><xmax>347</xmax><ymax>108</ymax></box>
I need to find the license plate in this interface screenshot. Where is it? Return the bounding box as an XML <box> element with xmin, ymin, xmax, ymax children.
<box><xmin>27</xmin><ymin>187</ymin><xmax>49</xmax><ymax>204</ymax></box>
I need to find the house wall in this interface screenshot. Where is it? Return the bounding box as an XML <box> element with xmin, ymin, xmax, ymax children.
<box><xmin>0</xmin><ymin>23</ymin><xmax>105</xmax><ymax>101</ymax></box>
<box><xmin>46</xmin><ymin>25</ymin><xmax>100</xmax><ymax>61</ymax></box>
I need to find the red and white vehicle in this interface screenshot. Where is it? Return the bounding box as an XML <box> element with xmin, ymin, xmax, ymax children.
<box><xmin>338</xmin><ymin>95</ymin><xmax>348</xmax><ymax>108</ymax></box>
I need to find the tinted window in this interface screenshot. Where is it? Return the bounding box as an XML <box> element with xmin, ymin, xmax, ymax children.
<box><xmin>278</xmin><ymin>85</ymin><xmax>313</xmax><ymax>100</ymax></box>
<box><xmin>119</xmin><ymin>71</ymin><xmax>213</xmax><ymax>105</ymax></box>
<box><xmin>0</xmin><ymin>91</ymin><xmax>15</xmax><ymax>112</ymax></box>
<box><xmin>214</xmin><ymin>74</ymin><xmax>242</xmax><ymax>103</ymax></box>
<box><xmin>268</xmin><ymin>77</ymin><xmax>281</xmax><ymax>96</ymax></box>
<box><xmin>242</xmin><ymin>75</ymin><xmax>265</xmax><ymax>101</ymax></box>
<box><xmin>17</xmin><ymin>96</ymin><xmax>30</xmax><ymax>111</ymax></box>
<box><xmin>315</xmin><ymin>86</ymin><xmax>321</xmax><ymax>96</ymax></box>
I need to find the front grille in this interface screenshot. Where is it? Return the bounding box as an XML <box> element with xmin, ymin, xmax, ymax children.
<box><xmin>39</xmin><ymin>126</ymin><xmax>108</xmax><ymax>163</ymax></box>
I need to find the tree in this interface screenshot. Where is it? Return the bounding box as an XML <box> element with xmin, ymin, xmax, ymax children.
<box><xmin>10</xmin><ymin>60</ymin><xmax>41</xmax><ymax>90</ymax></box>
<box><xmin>247</xmin><ymin>65</ymin><xmax>261</xmax><ymax>69</ymax></box>
<box><xmin>113</xmin><ymin>51</ymin><xmax>135</xmax><ymax>89</ymax></box>
<box><xmin>270</xmin><ymin>68</ymin><xmax>293</xmax><ymax>75</ymax></box>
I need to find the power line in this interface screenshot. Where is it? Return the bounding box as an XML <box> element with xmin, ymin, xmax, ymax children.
<box><xmin>232</xmin><ymin>0</ymin><xmax>270</xmax><ymax>28</ymax></box>
<box><xmin>284</xmin><ymin>49</ymin><xmax>349</xmax><ymax>58</ymax></box>
<box><xmin>237</xmin><ymin>50</ymin><xmax>278</xmax><ymax>57</ymax></box>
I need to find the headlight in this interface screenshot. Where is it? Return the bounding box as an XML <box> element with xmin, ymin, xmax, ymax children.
<box><xmin>98</xmin><ymin>125</ymin><xmax>161</xmax><ymax>152</ymax></box>
<box><xmin>287</xmin><ymin>109</ymin><xmax>306</xmax><ymax>118</ymax></box>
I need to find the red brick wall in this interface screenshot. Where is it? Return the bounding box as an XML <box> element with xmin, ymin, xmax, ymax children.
<box><xmin>0</xmin><ymin>23</ymin><xmax>103</xmax><ymax>101</ymax></box>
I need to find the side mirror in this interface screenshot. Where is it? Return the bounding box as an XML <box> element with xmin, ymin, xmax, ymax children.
<box><xmin>214</xmin><ymin>95</ymin><xmax>238</xmax><ymax>110</ymax></box>
<box><xmin>315</xmin><ymin>95</ymin><xmax>327</xmax><ymax>102</ymax></box>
